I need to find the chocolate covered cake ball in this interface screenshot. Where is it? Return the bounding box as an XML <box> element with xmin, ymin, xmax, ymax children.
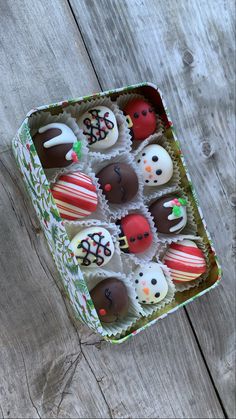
<box><xmin>78</xmin><ymin>106</ymin><xmax>118</xmax><ymax>151</ymax></box>
<box><xmin>90</xmin><ymin>278</ymin><xmax>129</xmax><ymax>323</ymax></box>
<box><xmin>134</xmin><ymin>262</ymin><xmax>168</xmax><ymax>304</ymax></box>
<box><xmin>70</xmin><ymin>227</ymin><xmax>115</xmax><ymax>268</ymax></box>
<box><xmin>163</xmin><ymin>240</ymin><xmax>207</xmax><ymax>283</ymax></box>
<box><xmin>136</xmin><ymin>144</ymin><xmax>173</xmax><ymax>186</ymax></box>
<box><xmin>51</xmin><ymin>171</ymin><xmax>98</xmax><ymax>220</ymax></box>
<box><xmin>118</xmin><ymin>214</ymin><xmax>153</xmax><ymax>254</ymax></box>
<box><xmin>124</xmin><ymin>98</ymin><xmax>156</xmax><ymax>141</ymax></box>
<box><xmin>149</xmin><ymin>196</ymin><xmax>187</xmax><ymax>234</ymax></box>
<box><xmin>32</xmin><ymin>123</ymin><xmax>77</xmax><ymax>168</ymax></box>
<box><xmin>96</xmin><ymin>162</ymin><xmax>139</xmax><ymax>204</ymax></box>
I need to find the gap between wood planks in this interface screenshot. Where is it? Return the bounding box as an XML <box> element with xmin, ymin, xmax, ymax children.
<box><xmin>66</xmin><ymin>0</ymin><xmax>229</xmax><ymax>417</ymax></box>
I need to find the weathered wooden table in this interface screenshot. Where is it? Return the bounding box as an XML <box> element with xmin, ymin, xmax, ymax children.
<box><xmin>0</xmin><ymin>0</ymin><xmax>235</xmax><ymax>417</ymax></box>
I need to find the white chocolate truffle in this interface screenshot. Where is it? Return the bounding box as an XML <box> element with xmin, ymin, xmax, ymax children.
<box><xmin>70</xmin><ymin>227</ymin><xmax>114</xmax><ymax>268</ymax></box>
<box><xmin>134</xmin><ymin>262</ymin><xmax>168</xmax><ymax>304</ymax></box>
<box><xmin>136</xmin><ymin>144</ymin><xmax>173</xmax><ymax>186</ymax></box>
<box><xmin>78</xmin><ymin>106</ymin><xmax>118</xmax><ymax>151</ymax></box>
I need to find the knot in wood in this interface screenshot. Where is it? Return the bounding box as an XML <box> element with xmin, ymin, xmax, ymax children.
<box><xmin>183</xmin><ymin>49</ymin><xmax>194</xmax><ymax>66</ymax></box>
<box><xmin>229</xmin><ymin>193</ymin><xmax>236</xmax><ymax>207</ymax></box>
<box><xmin>200</xmin><ymin>141</ymin><xmax>215</xmax><ymax>158</ymax></box>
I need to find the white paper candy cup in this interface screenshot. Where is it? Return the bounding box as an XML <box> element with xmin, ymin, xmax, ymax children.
<box><xmin>84</xmin><ymin>270</ymin><xmax>142</xmax><ymax>337</ymax></box>
<box><xmin>131</xmin><ymin>260</ymin><xmax>176</xmax><ymax>317</ymax></box>
<box><xmin>158</xmin><ymin>237</ymin><xmax>210</xmax><ymax>292</ymax></box>
<box><xmin>91</xmin><ymin>151</ymin><xmax>144</xmax><ymax>220</ymax></box>
<box><xmin>66</xmin><ymin>97</ymin><xmax>131</xmax><ymax>159</ymax></box>
<box><xmin>28</xmin><ymin>110</ymin><xmax>88</xmax><ymax>181</ymax></box>
<box><xmin>147</xmin><ymin>189</ymin><xmax>198</xmax><ymax>244</ymax></box>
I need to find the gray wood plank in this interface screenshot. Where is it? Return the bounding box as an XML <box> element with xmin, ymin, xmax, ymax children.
<box><xmin>0</xmin><ymin>0</ymin><xmax>100</xmax><ymax>152</ymax></box>
<box><xmin>70</xmin><ymin>0</ymin><xmax>236</xmax><ymax>417</ymax></box>
<box><xmin>0</xmin><ymin>149</ymin><xmax>224</xmax><ymax>418</ymax></box>
<box><xmin>0</xmin><ymin>0</ymin><xmax>231</xmax><ymax>418</ymax></box>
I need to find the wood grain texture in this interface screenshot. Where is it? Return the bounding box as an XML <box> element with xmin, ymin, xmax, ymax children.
<box><xmin>0</xmin><ymin>0</ymin><xmax>234</xmax><ymax>417</ymax></box>
<box><xmin>0</xmin><ymin>0</ymin><xmax>100</xmax><ymax>152</ymax></box>
<box><xmin>70</xmin><ymin>0</ymin><xmax>236</xmax><ymax>416</ymax></box>
<box><xmin>0</xmin><ymin>150</ymin><xmax>224</xmax><ymax>418</ymax></box>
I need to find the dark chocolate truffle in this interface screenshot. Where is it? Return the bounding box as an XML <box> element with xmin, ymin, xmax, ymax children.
<box><xmin>96</xmin><ymin>162</ymin><xmax>139</xmax><ymax>204</ymax></box>
<box><xmin>32</xmin><ymin>123</ymin><xmax>77</xmax><ymax>168</ymax></box>
<box><xmin>90</xmin><ymin>278</ymin><xmax>129</xmax><ymax>323</ymax></box>
<box><xmin>149</xmin><ymin>196</ymin><xmax>187</xmax><ymax>234</ymax></box>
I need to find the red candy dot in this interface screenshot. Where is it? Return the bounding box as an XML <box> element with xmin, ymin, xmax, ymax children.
<box><xmin>104</xmin><ymin>183</ymin><xmax>112</xmax><ymax>192</ymax></box>
<box><xmin>99</xmin><ymin>308</ymin><xmax>107</xmax><ymax>316</ymax></box>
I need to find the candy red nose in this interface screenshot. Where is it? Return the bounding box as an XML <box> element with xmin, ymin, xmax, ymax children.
<box><xmin>104</xmin><ymin>183</ymin><xmax>112</xmax><ymax>192</ymax></box>
<box><xmin>99</xmin><ymin>308</ymin><xmax>107</xmax><ymax>316</ymax></box>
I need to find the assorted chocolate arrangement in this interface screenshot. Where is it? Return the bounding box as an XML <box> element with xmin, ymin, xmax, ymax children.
<box><xmin>31</xmin><ymin>96</ymin><xmax>208</xmax><ymax>335</ymax></box>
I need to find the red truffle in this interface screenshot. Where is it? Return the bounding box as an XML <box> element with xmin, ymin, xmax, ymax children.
<box><xmin>118</xmin><ymin>214</ymin><xmax>153</xmax><ymax>254</ymax></box>
<box><xmin>124</xmin><ymin>99</ymin><xmax>156</xmax><ymax>141</ymax></box>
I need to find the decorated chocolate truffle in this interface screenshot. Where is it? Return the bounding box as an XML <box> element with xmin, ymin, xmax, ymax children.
<box><xmin>118</xmin><ymin>214</ymin><xmax>153</xmax><ymax>254</ymax></box>
<box><xmin>134</xmin><ymin>262</ymin><xmax>168</xmax><ymax>304</ymax></box>
<box><xmin>90</xmin><ymin>278</ymin><xmax>129</xmax><ymax>323</ymax></box>
<box><xmin>163</xmin><ymin>240</ymin><xmax>207</xmax><ymax>283</ymax></box>
<box><xmin>78</xmin><ymin>106</ymin><xmax>118</xmax><ymax>151</ymax></box>
<box><xmin>51</xmin><ymin>171</ymin><xmax>98</xmax><ymax>220</ymax></box>
<box><xmin>33</xmin><ymin>123</ymin><xmax>78</xmax><ymax>168</ymax></box>
<box><xmin>70</xmin><ymin>227</ymin><xmax>114</xmax><ymax>267</ymax></box>
<box><xmin>96</xmin><ymin>162</ymin><xmax>139</xmax><ymax>204</ymax></box>
<box><xmin>124</xmin><ymin>99</ymin><xmax>156</xmax><ymax>141</ymax></box>
<box><xmin>149</xmin><ymin>196</ymin><xmax>187</xmax><ymax>234</ymax></box>
<box><xmin>136</xmin><ymin>144</ymin><xmax>173</xmax><ymax>186</ymax></box>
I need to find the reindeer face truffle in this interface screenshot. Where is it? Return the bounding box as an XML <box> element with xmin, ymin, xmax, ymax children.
<box><xmin>90</xmin><ymin>278</ymin><xmax>129</xmax><ymax>323</ymax></box>
<box><xmin>96</xmin><ymin>162</ymin><xmax>139</xmax><ymax>204</ymax></box>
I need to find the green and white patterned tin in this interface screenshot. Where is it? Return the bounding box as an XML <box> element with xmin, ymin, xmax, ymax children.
<box><xmin>12</xmin><ymin>83</ymin><xmax>222</xmax><ymax>344</ymax></box>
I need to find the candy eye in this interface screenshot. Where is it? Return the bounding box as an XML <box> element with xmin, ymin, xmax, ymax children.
<box><xmin>144</xmin><ymin>232</ymin><xmax>149</xmax><ymax>238</ymax></box>
<box><xmin>151</xmin><ymin>278</ymin><xmax>157</xmax><ymax>285</ymax></box>
<box><xmin>155</xmin><ymin>292</ymin><xmax>160</xmax><ymax>298</ymax></box>
<box><xmin>156</xmin><ymin>169</ymin><xmax>162</xmax><ymax>175</ymax></box>
<box><xmin>152</xmin><ymin>156</ymin><xmax>158</xmax><ymax>162</ymax></box>
<box><xmin>99</xmin><ymin>308</ymin><xmax>107</xmax><ymax>316</ymax></box>
<box><xmin>142</xmin><ymin>153</ymin><xmax>146</xmax><ymax>156</ymax></box>
<box><xmin>145</xmin><ymin>180</ymin><xmax>149</xmax><ymax>183</ymax></box>
<box><xmin>142</xmin><ymin>110</ymin><xmax>147</xmax><ymax>116</ymax></box>
<box><xmin>130</xmin><ymin>237</ymin><xmax>136</xmax><ymax>242</ymax></box>
<box><xmin>137</xmin><ymin>234</ymin><xmax>143</xmax><ymax>240</ymax></box>
<box><xmin>134</xmin><ymin>112</ymin><xmax>139</xmax><ymax>118</ymax></box>
<box><xmin>137</xmin><ymin>159</ymin><xmax>141</xmax><ymax>163</ymax></box>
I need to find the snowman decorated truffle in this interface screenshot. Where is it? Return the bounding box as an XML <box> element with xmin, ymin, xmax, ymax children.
<box><xmin>136</xmin><ymin>144</ymin><xmax>173</xmax><ymax>186</ymax></box>
<box><xmin>134</xmin><ymin>262</ymin><xmax>168</xmax><ymax>304</ymax></box>
<box><xmin>78</xmin><ymin>106</ymin><xmax>119</xmax><ymax>151</ymax></box>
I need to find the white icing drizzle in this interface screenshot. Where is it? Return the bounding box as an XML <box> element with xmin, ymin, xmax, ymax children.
<box><xmin>39</xmin><ymin>123</ymin><xmax>77</xmax><ymax>161</ymax></box>
<box><xmin>163</xmin><ymin>200</ymin><xmax>187</xmax><ymax>233</ymax></box>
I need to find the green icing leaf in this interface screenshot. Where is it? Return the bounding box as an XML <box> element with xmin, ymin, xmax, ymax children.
<box><xmin>178</xmin><ymin>198</ymin><xmax>187</xmax><ymax>206</ymax></box>
<box><xmin>172</xmin><ymin>205</ymin><xmax>181</xmax><ymax>217</ymax></box>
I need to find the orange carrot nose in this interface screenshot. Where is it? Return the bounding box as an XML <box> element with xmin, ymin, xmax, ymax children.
<box><xmin>143</xmin><ymin>287</ymin><xmax>150</xmax><ymax>295</ymax></box>
<box><xmin>145</xmin><ymin>166</ymin><xmax>152</xmax><ymax>172</ymax></box>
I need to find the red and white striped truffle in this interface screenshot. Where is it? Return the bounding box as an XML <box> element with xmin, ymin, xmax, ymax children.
<box><xmin>163</xmin><ymin>240</ymin><xmax>206</xmax><ymax>283</ymax></box>
<box><xmin>51</xmin><ymin>171</ymin><xmax>98</xmax><ymax>220</ymax></box>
